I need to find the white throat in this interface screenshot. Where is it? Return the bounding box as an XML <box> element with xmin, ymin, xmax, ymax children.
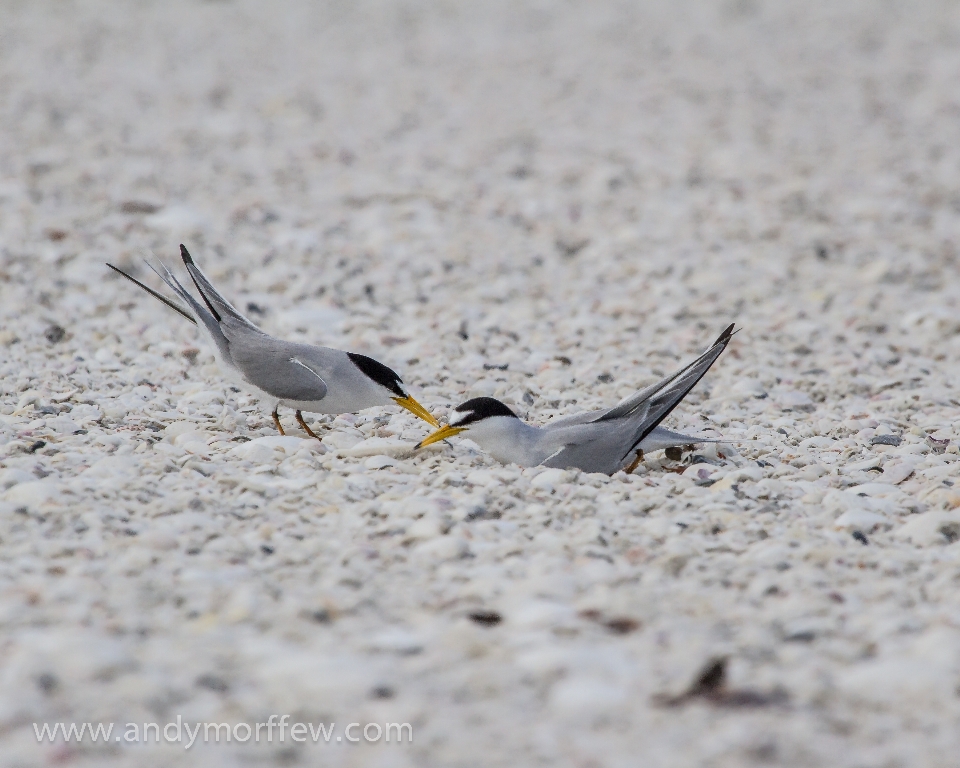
<box><xmin>463</xmin><ymin>416</ymin><xmax>538</xmax><ymax>466</ymax></box>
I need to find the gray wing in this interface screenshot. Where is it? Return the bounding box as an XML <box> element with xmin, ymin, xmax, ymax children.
<box><xmin>543</xmin><ymin>409</ymin><xmax>604</xmax><ymax>429</ymax></box>
<box><xmin>111</xmin><ymin>255</ymin><xmax>250</xmax><ymax>371</ymax></box>
<box><xmin>541</xmin><ymin>324</ymin><xmax>736</xmax><ymax>471</ymax></box>
<box><xmin>114</xmin><ymin>249</ymin><xmax>330</xmax><ymax>403</ymax></box>
<box><xmin>175</xmin><ymin>245</ymin><xmax>329</xmax><ymax>401</ymax></box>
<box><xmin>540</xmin><ymin>422</ymin><xmax>725</xmax><ymax>474</ymax></box>
<box><xmin>597</xmin><ymin>324</ymin><xmax>735</xmax><ymax>424</ymax></box>
<box><xmin>539</xmin><ymin>420</ymin><xmax>638</xmax><ymax>474</ymax></box>
<box><xmin>145</xmin><ymin>260</ymin><xmax>235</xmax><ymax>366</ymax></box>
<box><xmin>179</xmin><ymin>245</ymin><xmax>262</xmax><ymax>334</ymax></box>
<box><xmin>605</xmin><ymin>324</ymin><xmax>735</xmax><ymax>463</ymax></box>
<box><xmin>220</xmin><ymin>332</ymin><xmax>329</xmax><ymax>402</ymax></box>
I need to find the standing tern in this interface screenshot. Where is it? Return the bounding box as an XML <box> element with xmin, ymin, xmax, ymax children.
<box><xmin>107</xmin><ymin>245</ymin><xmax>439</xmax><ymax>437</ymax></box>
<box><xmin>416</xmin><ymin>324</ymin><xmax>736</xmax><ymax>474</ymax></box>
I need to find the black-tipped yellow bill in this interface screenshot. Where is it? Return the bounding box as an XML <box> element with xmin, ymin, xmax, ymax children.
<box><xmin>415</xmin><ymin>424</ymin><xmax>466</xmax><ymax>450</ymax></box>
<box><xmin>392</xmin><ymin>395</ymin><xmax>440</xmax><ymax>427</ymax></box>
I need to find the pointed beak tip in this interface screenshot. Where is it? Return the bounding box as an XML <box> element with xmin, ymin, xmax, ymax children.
<box><xmin>394</xmin><ymin>395</ymin><xmax>439</xmax><ymax>427</ymax></box>
<box><xmin>415</xmin><ymin>424</ymin><xmax>465</xmax><ymax>450</ymax></box>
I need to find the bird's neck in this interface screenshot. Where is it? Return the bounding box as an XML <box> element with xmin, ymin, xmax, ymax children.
<box><xmin>475</xmin><ymin>418</ymin><xmax>540</xmax><ymax>466</ymax></box>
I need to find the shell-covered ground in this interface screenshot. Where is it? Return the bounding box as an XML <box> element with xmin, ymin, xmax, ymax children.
<box><xmin>2</xmin><ymin>1</ymin><xmax>960</xmax><ymax>766</ymax></box>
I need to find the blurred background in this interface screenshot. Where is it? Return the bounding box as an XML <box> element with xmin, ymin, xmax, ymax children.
<box><xmin>3</xmin><ymin>2</ymin><xmax>960</xmax><ymax>767</ymax></box>
<box><xmin>3</xmin><ymin>0</ymin><xmax>958</xmax><ymax>358</ymax></box>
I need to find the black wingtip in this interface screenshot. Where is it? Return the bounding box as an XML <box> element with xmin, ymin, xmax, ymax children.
<box><xmin>714</xmin><ymin>323</ymin><xmax>737</xmax><ymax>346</ymax></box>
<box><xmin>105</xmin><ymin>262</ymin><xmax>197</xmax><ymax>324</ymax></box>
<box><xmin>179</xmin><ymin>244</ymin><xmax>222</xmax><ymax>322</ymax></box>
<box><xmin>106</xmin><ymin>263</ymin><xmax>128</xmax><ymax>281</ymax></box>
<box><xmin>619</xmin><ymin>323</ymin><xmax>737</xmax><ymax>463</ymax></box>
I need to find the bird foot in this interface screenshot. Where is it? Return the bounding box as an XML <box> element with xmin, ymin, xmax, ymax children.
<box><xmin>295</xmin><ymin>410</ymin><xmax>323</xmax><ymax>441</ymax></box>
<box><xmin>625</xmin><ymin>450</ymin><xmax>644</xmax><ymax>474</ymax></box>
<box><xmin>272</xmin><ymin>409</ymin><xmax>285</xmax><ymax>436</ymax></box>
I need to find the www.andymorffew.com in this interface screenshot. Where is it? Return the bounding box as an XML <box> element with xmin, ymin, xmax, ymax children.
<box><xmin>34</xmin><ymin>716</ymin><xmax>413</xmax><ymax>749</ymax></box>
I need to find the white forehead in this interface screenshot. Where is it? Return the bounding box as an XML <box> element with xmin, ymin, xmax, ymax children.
<box><xmin>449</xmin><ymin>409</ymin><xmax>472</xmax><ymax>426</ymax></box>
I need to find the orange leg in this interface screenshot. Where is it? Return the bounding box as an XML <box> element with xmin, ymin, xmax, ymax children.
<box><xmin>624</xmin><ymin>449</ymin><xmax>645</xmax><ymax>474</ymax></box>
<box><xmin>296</xmin><ymin>410</ymin><xmax>322</xmax><ymax>441</ymax></box>
<box><xmin>272</xmin><ymin>407</ymin><xmax>285</xmax><ymax>435</ymax></box>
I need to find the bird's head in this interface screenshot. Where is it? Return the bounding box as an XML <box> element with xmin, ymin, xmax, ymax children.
<box><xmin>415</xmin><ymin>397</ymin><xmax>519</xmax><ymax>449</ymax></box>
<box><xmin>347</xmin><ymin>352</ymin><xmax>438</xmax><ymax>426</ymax></box>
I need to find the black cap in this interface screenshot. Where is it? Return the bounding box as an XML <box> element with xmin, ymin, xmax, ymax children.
<box><xmin>347</xmin><ymin>352</ymin><xmax>407</xmax><ymax>398</ymax></box>
<box><xmin>451</xmin><ymin>397</ymin><xmax>518</xmax><ymax>426</ymax></box>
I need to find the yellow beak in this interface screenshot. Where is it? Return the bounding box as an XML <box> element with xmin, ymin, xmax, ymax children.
<box><xmin>414</xmin><ymin>423</ymin><xmax>466</xmax><ymax>450</ymax></box>
<box><xmin>392</xmin><ymin>395</ymin><xmax>440</xmax><ymax>427</ymax></box>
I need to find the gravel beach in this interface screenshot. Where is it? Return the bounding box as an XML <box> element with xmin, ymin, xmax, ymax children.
<box><xmin>3</xmin><ymin>1</ymin><xmax>960</xmax><ymax>766</ymax></box>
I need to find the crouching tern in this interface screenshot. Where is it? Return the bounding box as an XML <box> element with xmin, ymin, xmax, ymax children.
<box><xmin>416</xmin><ymin>324</ymin><xmax>736</xmax><ymax>474</ymax></box>
<box><xmin>107</xmin><ymin>245</ymin><xmax>438</xmax><ymax>437</ymax></box>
